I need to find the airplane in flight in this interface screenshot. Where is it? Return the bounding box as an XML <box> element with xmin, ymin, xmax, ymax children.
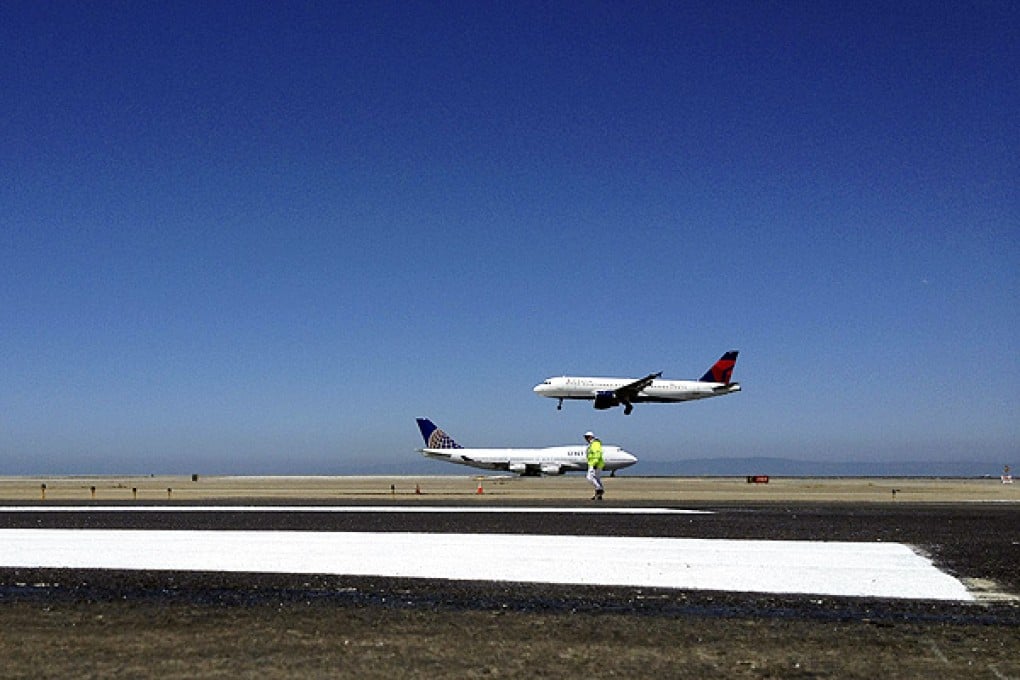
<box><xmin>533</xmin><ymin>351</ymin><xmax>740</xmax><ymax>415</ymax></box>
<box><xmin>415</xmin><ymin>418</ymin><xmax>638</xmax><ymax>476</ymax></box>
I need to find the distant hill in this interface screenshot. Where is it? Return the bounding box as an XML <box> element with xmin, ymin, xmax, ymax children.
<box><xmin>633</xmin><ymin>457</ymin><xmax>1013</xmax><ymax>478</ymax></box>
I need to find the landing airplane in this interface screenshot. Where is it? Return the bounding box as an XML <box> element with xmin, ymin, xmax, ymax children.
<box><xmin>415</xmin><ymin>418</ymin><xmax>638</xmax><ymax>476</ymax></box>
<box><xmin>533</xmin><ymin>351</ymin><xmax>740</xmax><ymax>415</ymax></box>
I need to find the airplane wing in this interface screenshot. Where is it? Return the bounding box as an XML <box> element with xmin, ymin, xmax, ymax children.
<box><xmin>615</xmin><ymin>372</ymin><xmax>662</xmax><ymax>400</ymax></box>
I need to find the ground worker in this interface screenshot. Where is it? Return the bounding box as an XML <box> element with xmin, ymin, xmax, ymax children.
<box><xmin>584</xmin><ymin>431</ymin><xmax>604</xmax><ymax>500</ymax></box>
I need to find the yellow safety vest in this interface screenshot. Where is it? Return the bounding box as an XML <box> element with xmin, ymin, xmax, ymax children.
<box><xmin>586</xmin><ymin>439</ymin><xmax>604</xmax><ymax>469</ymax></box>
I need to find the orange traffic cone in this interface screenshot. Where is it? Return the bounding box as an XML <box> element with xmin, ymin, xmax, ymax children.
<box><xmin>476</xmin><ymin>481</ymin><xmax>484</xmax><ymax>494</ymax></box>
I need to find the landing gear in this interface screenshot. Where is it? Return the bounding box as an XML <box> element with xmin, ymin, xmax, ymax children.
<box><xmin>556</xmin><ymin>398</ymin><xmax>563</xmax><ymax>411</ymax></box>
<box><xmin>623</xmin><ymin>402</ymin><xmax>633</xmax><ymax>415</ymax></box>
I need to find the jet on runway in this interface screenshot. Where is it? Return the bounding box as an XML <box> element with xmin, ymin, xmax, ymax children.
<box><xmin>416</xmin><ymin>418</ymin><xmax>638</xmax><ymax>476</ymax></box>
<box><xmin>534</xmin><ymin>351</ymin><xmax>740</xmax><ymax>415</ymax></box>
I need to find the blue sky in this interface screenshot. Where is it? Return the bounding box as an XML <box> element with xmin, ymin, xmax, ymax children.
<box><xmin>2</xmin><ymin>1</ymin><xmax>1017</xmax><ymax>474</ymax></box>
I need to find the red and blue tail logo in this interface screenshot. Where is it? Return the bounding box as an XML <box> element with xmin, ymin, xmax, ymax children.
<box><xmin>699</xmin><ymin>351</ymin><xmax>739</xmax><ymax>384</ymax></box>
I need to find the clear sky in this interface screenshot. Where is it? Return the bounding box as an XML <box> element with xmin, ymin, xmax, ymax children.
<box><xmin>2</xmin><ymin>1</ymin><xmax>1017</xmax><ymax>474</ymax></box>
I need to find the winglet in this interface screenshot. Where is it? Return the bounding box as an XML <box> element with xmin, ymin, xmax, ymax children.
<box><xmin>416</xmin><ymin>418</ymin><xmax>463</xmax><ymax>449</ymax></box>
<box><xmin>699</xmin><ymin>351</ymin><xmax>739</xmax><ymax>384</ymax></box>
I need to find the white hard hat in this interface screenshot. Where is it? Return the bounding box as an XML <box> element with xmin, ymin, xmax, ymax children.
<box><xmin>584</xmin><ymin>431</ymin><xmax>595</xmax><ymax>438</ymax></box>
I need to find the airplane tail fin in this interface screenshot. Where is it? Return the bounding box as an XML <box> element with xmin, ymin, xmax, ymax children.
<box><xmin>416</xmin><ymin>418</ymin><xmax>463</xmax><ymax>449</ymax></box>
<box><xmin>699</xmin><ymin>351</ymin><xmax>739</xmax><ymax>384</ymax></box>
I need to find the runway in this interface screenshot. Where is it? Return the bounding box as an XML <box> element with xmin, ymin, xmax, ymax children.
<box><xmin>0</xmin><ymin>499</ymin><xmax>1013</xmax><ymax>604</ymax></box>
<box><xmin>0</xmin><ymin>477</ymin><xmax>1017</xmax><ymax>615</ymax></box>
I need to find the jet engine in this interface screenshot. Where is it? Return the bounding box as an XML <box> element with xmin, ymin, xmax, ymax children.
<box><xmin>540</xmin><ymin>464</ymin><xmax>564</xmax><ymax>475</ymax></box>
<box><xmin>593</xmin><ymin>391</ymin><xmax>620</xmax><ymax>410</ymax></box>
<box><xmin>508</xmin><ymin>463</ymin><xmax>528</xmax><ymax>475</ymax></box>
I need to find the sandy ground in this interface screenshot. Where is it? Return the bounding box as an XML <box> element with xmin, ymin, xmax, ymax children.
<box><xmin>2</xmin><ymin>473</ymin><xmax>1018</xmax><ymax>503</ymax></box>
<box><xmin>1</xmin><ymin>594</ymin><xmax>1018</xmax><ymax>679</ymax></box>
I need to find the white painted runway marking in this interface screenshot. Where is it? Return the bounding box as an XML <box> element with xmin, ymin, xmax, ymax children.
<box><xmin>0</xmin><ymin>529</ymin><xmax>973</xmax><ymax>601</ymax></box>
<box><xmin>0</xmin><ymin>506</ymin><xmax>708</xmax><ymax>515</ymax></box>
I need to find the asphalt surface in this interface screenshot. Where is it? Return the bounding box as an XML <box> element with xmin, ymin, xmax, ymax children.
<box><xmin>1</xmin><ymin>501</ymin><xmax>1017</xmax><ymax>621</ymax></box>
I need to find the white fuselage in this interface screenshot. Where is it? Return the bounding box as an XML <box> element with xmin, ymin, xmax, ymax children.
<box><xmin>421</xmin><ymin>444</ymin><xmax>637</xmax><ymax>476</ymax></box>
<box><xmin>534</xmin><ymin>376</ymin><xmax>741</xmax><ymax>403</ymax></box>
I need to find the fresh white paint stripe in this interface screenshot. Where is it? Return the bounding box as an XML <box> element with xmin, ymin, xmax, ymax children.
<box><xmin>0</xmin><ymin>529</ymin><xmax>972</xmax><ymax>601</ymax></box>
<box><xmin>0</xmin><ymin>505</ymin><xmax>708</xmax><ymax>515</ymax></box>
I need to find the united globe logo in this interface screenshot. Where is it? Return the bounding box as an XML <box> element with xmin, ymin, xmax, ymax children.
<box><xmin>428</xmin><ymin>429</ymin><xmax>461</xmax><ymax>449</ymax></box>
